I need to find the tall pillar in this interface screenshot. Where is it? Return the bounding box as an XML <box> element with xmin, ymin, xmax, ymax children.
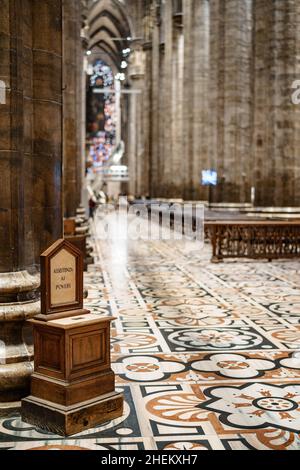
<box><xmin>222</xmin><ymin>0</ymin><xmax>253</xmax><ymax>202</ymax></box>
<box><xmin>0</xmin><ymin>0</ymin><xmax>37</xmax><ymax>412</ymax></box>
<box><xmin>161</xmin><ymin>0</ymin><xmax>173</xmax><ymax>196</ymax></box>
<box><xmin>171</xmin><ymin>23</ymin><xmax>184</xmax><ymax>197</ymax></box>
<box><xmin>183</xmin><ymin>0</ymin><xmax>210</xmax><ymax>200</ymax></box>
<box><xmin>209</xmin><ymin>0</ymin><xmax>252</xmax><ymax>203</ymax></box>
<box><xmin>158</xmin><ymin>45</ymin><xmax>166</xmax><ymax>197</ymax></box>
<box><xmin>81</xmin><ymin>56</ymin><xmax>88</xmax><ymax>208</ymax></box>
<box><xmin>150</xmin><ymin>13</ymin><xmax>160</xmax><ymax>196</ymax></box>
<box><xmin>132</xmin><ymin>1</ymin><xmax>152</xmax><ymax>198</ymax></box>
<box><xmin>63</xmin><ymin>0</ymin><xmax>83</xmax><ymax>218</ymax></box>
<box><xmin>128</xmin><ymin>83</ymin><xmax>138</xmax><ymax>196</ymax></box>
<box><xmin>0</xmin><ymin>0</ymin><xmax>63</xmax><ymax>412</ymax></box>
<box><xmin>151</xmin><ymin>0</ymin><xmax>166</xmax><ymax>198</ymax></box>
<box><xmin>253</xmin><ymin>0</ymin><xmax>300</xmax><ymax>206</ymax></box>
<box><xmin>32</xmin><ymin>0</ymin><xmax>63</xmax><ymax>258</ymax></box>
<box><xmin>182</xmin><ymin>0</ymin><xmax>194</xmax><ymax>200</ymax></box>
<box><xmin>141</xmin><ymin>44</ymin><xmax>152</xmax><ymax>197</ymax></box>
<box><xmin>77</xmin><ymin>19</ymin><xmax>86</xmax><ymax>209</ymax></box>
<box><xmin>192</xmin><ymin>0</ymin><xmax>210</xmax><ymax>200</ymax></box>
<box><xmin>128</xmin><ymin>44</ymin><xmax>146</xmax><ymax>197</ymax></box>
<box><xmin>80</xmin><ymin>10</ymin><xmax>89</xmax><ymax>207</ymax></box>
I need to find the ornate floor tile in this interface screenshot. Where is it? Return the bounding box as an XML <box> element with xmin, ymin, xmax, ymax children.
<box><xmin>113</xmin><ymin>355</ymin><xmax>187</xmax><ymax>382</ymax></box>
<box><xmin>152</xmin><ymin>306</ymin><xmax>246</xmax><ymax>328</ymax></box>
<box><xmin>2</xmin><ymin>219</ymin><xmax>300</xmax><ymax>450</ymax></box>
<box><xmin>265</xmin><ymin>302</ymin><xmax>300</xmax><ymax>325</ymax></box>
<box><xmin>159</xmin><ymin>327</ymin><xmax>277</xmax><ymax>352</ymax></box>
<box><xmin>190</xmin><ymin>353</ymin><xmax>276</xmax><ymax>379</ymax></box>
<box><xmin>111</xmin><ymin>332</ymin><xmax>163</xmax><ymax>354</ymax></box>
<box><xmin>140</xmin><ymin>287</ymin><xmax>210</xmax><ymax>299</ymax></box>
<box><xmin>270</xmin><ymin>329</ymin><xmax>300</xmax><ymax>349</ymax></box>
<box><xmin>113</xmin><ymin>351</ymin><xmax>300</xmax><ymax>384</ymax></box>
<box><xmin>200</xmin><ymin>382</ymin><xmax>300</xmax><ymax>433</ymax></box>
<box><xmin>0</xmin><ymin>386</ymin><xmax>141</xmax><ymax>444</ymax></box>
<box><xmin>220</xmin><ymin>430</ymin><xmax>300</xmax><ymax>450</ymax></box>
<box><xmin>155</xmin><ymin>438</ymin><xmax>214</xmax><ymax>451</ymax></box>
<box><xmin>1</xmin><ymin>440</ymin><xmax>147</xmax><ymax>451</ymax></box>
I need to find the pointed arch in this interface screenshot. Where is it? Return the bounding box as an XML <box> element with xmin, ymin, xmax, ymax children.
<box><xmin>88</xmin><ymin>0</ymin><xmax>132</xmax><ymax>70</ymax></box>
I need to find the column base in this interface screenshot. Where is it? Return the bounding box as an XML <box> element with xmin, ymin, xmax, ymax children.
<box><xmin>0</xmin><ymin>270</ymin><xmax>40</xmax><ymax>411</ymax></box>
<box><xmin>0</xmin><ymin>401</ymin><xmax>21</xmax><ymax>417</ymax></box>
<box><xmin>0</xmin><ymin>360</ymin><xmax>34</xmax><ymax>403</ymax></box>
<box><xmin>21</xmin><ymin>392</ymin><xmax>124</xmax><ymax>437</ymax></box>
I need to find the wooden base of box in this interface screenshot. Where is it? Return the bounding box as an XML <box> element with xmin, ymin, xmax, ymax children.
<box><xmin>30</xmin><ymin>370</ymin><xmax>116</xmax><ymax>407</ymax></box>
<box><xmin>21</xmin><ymin>314</ymin><xmax>123</xmax><ymax>436</ymax></box>
<box><xmin>21</xmin><ymin>392</ymin><xmax>124</xmax><ymax>437</ymax></box>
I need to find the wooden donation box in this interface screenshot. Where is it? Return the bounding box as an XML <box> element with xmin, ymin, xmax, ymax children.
<box><xmin>21</xmin><ymin>239</ymin><xmax>123</xmax><ymax>436</ymax></box>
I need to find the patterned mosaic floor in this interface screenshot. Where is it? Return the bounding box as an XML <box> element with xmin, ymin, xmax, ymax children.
<box><xmin>1</xmin><ymin>215</ymin><xmax>300</xmax><ymax>450</ymax></box>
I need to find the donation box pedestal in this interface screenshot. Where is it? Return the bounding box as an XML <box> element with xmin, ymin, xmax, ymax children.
<box><xmin>21</xmin><ymin>239</ymin><xmax>123</xmax><ymax>436</ymax></box>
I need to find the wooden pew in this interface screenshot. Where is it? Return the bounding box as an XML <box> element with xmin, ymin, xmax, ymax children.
<box><xmin>206</xmin><ymin>220</ymin><xmax>300</xmax><ymax>262</ymax></box>
<box><xmin>132</xmin><ymin>202</ymin><xmax>300</xmax><ymax>264</ymax></box>
<box><xmin>64</xmin><ymin>219</ymin><xmax>94</xmax><ymax>270</ymax></box>
<box><xmin>64</xmin><ymin>218</ymin><xmax>76</xmax><ymax>236</ymax></box>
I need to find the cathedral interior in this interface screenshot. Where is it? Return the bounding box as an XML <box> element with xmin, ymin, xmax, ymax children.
<box><xmin>1</xmin><ymin>0</ymin><xmax>300</xmax><ymax>452</ymax></box>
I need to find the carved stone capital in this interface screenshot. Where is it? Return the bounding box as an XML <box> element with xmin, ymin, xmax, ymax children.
<box><xmin>128</xmin><ymin>47</ymin><xmax>146</xmax><ymax>80</ymax></box>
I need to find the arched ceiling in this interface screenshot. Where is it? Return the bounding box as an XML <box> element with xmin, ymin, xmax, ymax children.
<box><xmin>88</xmin><ymin>0</ymin><xmax>131</xmax><ymax>71</ymax></box>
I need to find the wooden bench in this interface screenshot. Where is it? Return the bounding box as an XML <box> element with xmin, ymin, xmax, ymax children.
<box><xmin>64</xmin><ymin>218</ymin><xmax>76</xmax><ymax>236</ymax></box>
<box><xmin>64</xmin><ymin>219</ymin><xmax>94</xmax><ymax>271</ymax></box>
<box><xmin>206</xmin><ymin>220</ymin><xmax>300</xmax><ymax>262</ymax></box>
<box><xmin>132</xmin><ymin>202</ymin><xmax>300</xmax><ymax>263</ymax></box>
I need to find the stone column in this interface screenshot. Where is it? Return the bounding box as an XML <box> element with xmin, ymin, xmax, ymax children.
<box><xmin>161</xmin><ymin>0</ymin><xmax>173</xmax><ymax>196</ymax></box>
<box><xmin>128</xmin><ymin>44</ymin><xmax>146</xmax><ymax>197</ymax></box>
<box><xmin>252</xmin><ymin>0</ymin><xmax>272</xmax><ymax>206</ymax></box>
<box><xmin>208</xmin><ymin>0</ymin><xmax>224</xmax><ymax>202</ymax></box>
<box><xmin>127</xmin><ymin>84</ymin><xmax>138</xmax><ymax>196</ymax></box>
<box><xmin>222</xmin><ymin>0</ymin><xmax>253</xmax><ymax>202</ymax></box>
<box><xmin>80</xmin><ymin>7</ymin><xmax>89</xmax><ymax>207</ymax></box>
<box><xmin>191</xmin><ymin>0</ymin><xmax>210</xmax><ymax>201</ymax></box>
<box><xmin>253</xmin><ymin>0</ymin><xmax>300</xmax><ymax>206</ymax></box>
<box><xmin>183</xmin><ymin>0</ymin><xmax>210</xmax><ymax>200</ymax></box>
<box><xmin>0</xmin><ymin>0</ymin><xmax>63</xmax><ymax>413</ymax></box>
<box><xmin>81</xmin><ymin>55</ymin><xmax>88</xmax><ymax>208</ymax></box>
<box><xmin>182</xmin><ymin>0</ymin><xmax>194</xmax><ymax>200</ymax></box>
<box><xmin>171</xmin><ymin>24</ymin><xmax>184</xmax><ymax>197</ymax></box>
<box><xmin>209</xmin><ymin>0</ymin><xmax>253</xmax><ymax>203</ymax></box>
<box><xmin>77</xmin><ymin>22</ymin><xmax>85</xmax><ymax>209</ymax></box>
<box><xmin>63</xmin><ymin>0</ymin><xmax>83</xmax><ymax>218</ymax></box>
<box><xmin>0</xmin><ymin>0</ymin><xmax>37</xmax><ymax>412</ymax></box>
<box><xmin>31</xmin><ymin>0</ymin><xmax>63</xmax><ymax>258</ymax></box>
<box><xmin>158</xmin><ymin>44</ymin><xmax>166</xmax><ymax>197</ymax></box>
<box><xmin>140</xmin><ymin>44</ymin><xmax>151</xmax><ymax>197</ymax></box>
<box><xmin>150</xmin><ymin>15</ymin><xmax>160</xmax><ymax>196</ymax></box>
<box><xmin>134</xmin><ymin>80</ymin><xmax>146</xmax><ymax>198</ymax></box>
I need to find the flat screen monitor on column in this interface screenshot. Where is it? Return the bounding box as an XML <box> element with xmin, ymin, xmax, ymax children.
<box><xmin>202</xmin><ymin>170</ymin><xmax>217</xmax><ymax>186</ymax></box>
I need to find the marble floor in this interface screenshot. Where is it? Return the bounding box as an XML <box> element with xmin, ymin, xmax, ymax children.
<box><xmin>1</xmin><ymin>214</ymin><xmax>300</xmax><ymax>450</ymax></box>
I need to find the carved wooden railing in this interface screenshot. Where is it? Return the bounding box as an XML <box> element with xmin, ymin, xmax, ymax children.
<box><xmin>206</xmin><ymin>221</ymin><xmax>300</xmax><ymax>262</ymax></box>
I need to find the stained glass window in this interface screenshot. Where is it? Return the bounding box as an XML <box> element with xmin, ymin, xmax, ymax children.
<box><xmin>86</xmin><ymin>60</ymin><xmax>116</xmax><ymax>172</ymax></box>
